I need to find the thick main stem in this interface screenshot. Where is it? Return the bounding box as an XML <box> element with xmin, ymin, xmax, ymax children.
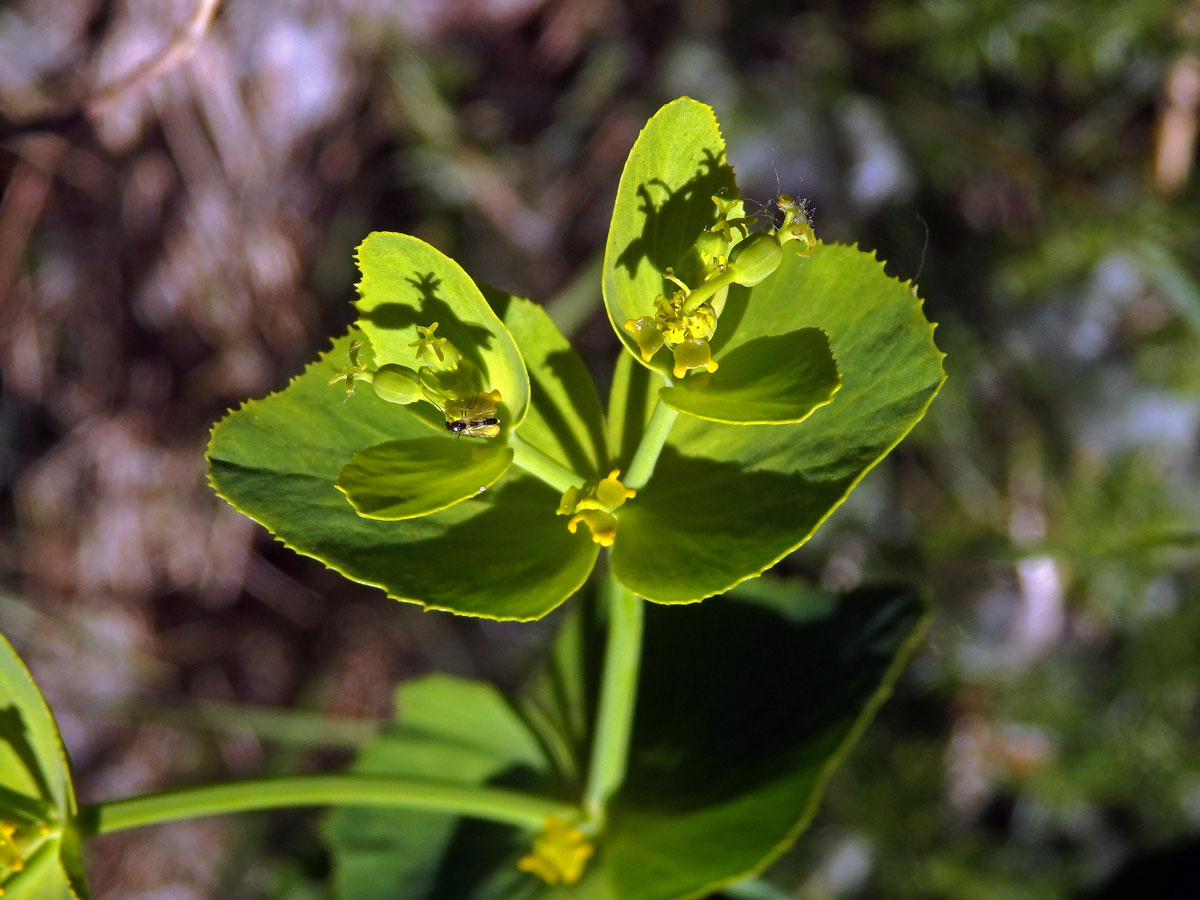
<box><xmin>583</xmin><ymin>573</ymin><xmax>644</xmax><ymax>828</ymax></box>
<box><xmin>81</xmin><ymin>774</ymin><xmax>574</xmax><ymax>836</ymax></box>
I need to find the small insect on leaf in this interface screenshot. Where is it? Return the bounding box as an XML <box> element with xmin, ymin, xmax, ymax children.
<box><xmin>444</xmin><ymin>391</ymin><xmax>502</xmax><ymax>439</ymax></box>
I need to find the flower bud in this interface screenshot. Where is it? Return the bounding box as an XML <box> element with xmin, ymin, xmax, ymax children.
<box><xmin>728</xmin><ymin>232</ymin><xmax>783</xmax><ymax>286</ymax></box>
<box><xmin>372</xmin><ymin>364</ymin><xmax>423</xmax><ymax>405</ymax></box>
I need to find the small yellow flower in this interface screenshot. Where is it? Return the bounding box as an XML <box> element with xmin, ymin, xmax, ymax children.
<box><xmin>408</xmin><ymin>322</ymin><xmax>448</xmax><ymax>362</ymax></box>
<box><xmin>0</xmin><ymin>823</ymin><xmax>24</xmax><ymax>875</ymax></box>
<box><xmin>558</xmin><ymin>470</ymin><xmax>636</xmax><ymax>546</ymax></box>
<box><xmin>623</xmin><ymin>316</ymin><xmax>665</xmax><ymax>362</ymax></box>
<box><xmin>671</xmin><ymin>339</ymin><xmax>719</xmax><ymax>379</ymax></box>
<box><xmin>517</xmin><ymin>816</ymin><xmax>594</xmax><ymax>885</ymax></box>
<box><xmin>327</xmin><ymin>339</ymin><xmax>370</xmax><ymax>400</ymax></box>
<box><xmin>566</xmin><ymin>509</ymin><xmax>619</xmax><ymax>547</ymax></box>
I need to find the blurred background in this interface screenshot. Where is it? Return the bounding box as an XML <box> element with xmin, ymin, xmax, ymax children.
<box><xmin>2</xmin><ymin>0</ymin><xmax>1200</xmax><ymax>897</ymax></box>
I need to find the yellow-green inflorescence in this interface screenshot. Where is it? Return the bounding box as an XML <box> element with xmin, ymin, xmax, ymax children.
<box><xmin>517</xmin><ymin>816</ymin><xmax>595</xmax><ymax>886</ymax></box>
<box><xmin>0</xmin><ymin>820</ymin><xmax>55</xmax><ymax>893</ymax></box>
<box><xmin>329</xmin><ymin>327</ymin><xmax>502</xmax><ymax>431</ymax></box>
<box><xmin>557</xmin><ymin>470</ymin><xmax>636</xmax><ymax>547</ymax></box>
<box><xmin>623</xmin><ymin>193</ymin><xmax>817</xmax><ymax>378</ymax></box>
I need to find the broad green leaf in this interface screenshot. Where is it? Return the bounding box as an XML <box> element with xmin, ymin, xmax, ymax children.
<box><xmin>0</xmin><ymin>634</ymin><xmax>69</xmax><ymax>813</ymax></box>
<box><xmin>337</xmin><ymin>438</ymin><xmax>514</xmax><ymax>520</ymax></box>
<box><xmin>355</xmin><ymin>232</ymin><xmax>531</xmax><ymax>427</ymax></box>
<box><xmin>325</xmin><ymin>585</ymin><xmax>924</xmax><ymax>900</ymax></box>
<box><xmin>325</xmin><ymin>674</ymin><xmax>554</xmax><ymax>900</ymax></box>
<box><xmin>603</xmin><ymin>98</ymin><xmax>738</xmax><ymax>378</ymax></box>
<box><xmin>613</xmin><ymin>243</ymin><xmax>945</xmax><ymax>604</ymax></box>
<box><xmin>605</xmin><ymin>584</ymin><xmax>927</xmax><ymax>900</ymax></box>
<box><xmin>208</xmin><ymin>332</ymin><xmax>597</xmax><ymax>620</ymax></box>
<box><xmin>658</xmin><ymin>327</ymin><xmax>840</xmax><ymax>424</ymax></box>
<box><xmin>484</xmin><ymin>288</ymin><xmax>607</xmax><ymax>479</ymax></box>
<box><xmin>0</xmin><ymin>631</ymin><xmax>88</xmax><ymax>899</ymax></box>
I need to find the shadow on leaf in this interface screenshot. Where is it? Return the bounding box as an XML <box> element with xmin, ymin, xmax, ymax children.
<box><xmin>615</xmin><ymin>149</ymin><xmax>737</xmax><ymax>282</ymax></box>
<box><xmin>356</xmin><ymin>269</ymin><xmax>497</xmax><ymax>386</ymax></box>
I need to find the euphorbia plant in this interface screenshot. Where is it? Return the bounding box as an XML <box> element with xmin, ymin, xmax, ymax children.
<box><xmin>0</xmin><ymin>98</ymin><xmax>943</xmax><ymax>899</ymax></box>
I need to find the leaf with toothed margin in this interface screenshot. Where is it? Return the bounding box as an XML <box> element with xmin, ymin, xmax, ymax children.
<box><xmin>207</xmin><ymin>332</ymin><xmax>597</xmax><ymax>621</ymax></box>
<box><xmin>602</xmin><ymin>97</ymin><xmax>740</xmax><ymax>379</ymax></box>
<box><xmin>611</xmin><ymin>242</ymin><xmax>946</xmax><ymax>604</ymax></box>
<box><xmin>601</xmin><ymin>98</ymin><xmax>843</xmax><ymax>425</ymax></box>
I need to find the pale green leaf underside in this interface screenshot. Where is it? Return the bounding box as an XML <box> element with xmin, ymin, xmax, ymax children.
<box><xmin>613</xmin><ymin>242</ymin><xmax>946</xmax><ymax>604</ymax></box>
<box><xmin>337</xmin><ymin>438</ymin><xmax>513</xmax><ymax>520</ymax></box>
<box><xmin>0</xmin><ymin>632</ymin><xmax>88</xmax><ymax>899</ymax></box>
<box><xmin>355</xmin><ymin>232</ymin><xmax>531</xmax><ymax>427</ymax></box>
<box><xmin>659</xmin><ymin>327</ymin><xmax>840</xmax><ymax>424</ymax></box>
<box><xmin>207</xmin><ymin>333</ymin><xmax>596</xmax><ymax>620</ymax></box>
<box><xmin>602</xmin><ymin>98</ymin><xmax>737</xmax><ymax>377</ymax></box>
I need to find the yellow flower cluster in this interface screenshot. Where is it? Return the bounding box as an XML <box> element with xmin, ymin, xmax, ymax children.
<box><xmin>557</xmin><ymin>470</ymin><xmax>637</xmax><ymax>546</ymax></box>
<box><xmin>517</xmin><ymin>816</ymin><xmax>595</xmax><ymax>885</ymax></box>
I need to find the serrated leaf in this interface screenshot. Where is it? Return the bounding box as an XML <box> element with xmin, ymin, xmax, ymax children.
<box><xmin>603</xmin><ymin>98</ymin><xmax>738</xmax><ymax>378</ymax></box>
<box><xmin>355</xmin><ymin>232</ymin><xmax>531</xmax><ymax>427</ymax></box>
<box><xmin>208</xmin><ymin>332</ymin><xmax>597</xmax><ymax>620</ymax></box>
<box><xmin>0</xmin><ymin>631</ymin><xmax>88</xmax><ymax>899</ymax></box>
<box><xmin>659</xmin><ymin>327</ymin><xmax>840</xmax><ymax>424</ymax></box>
<box><xmin>612</xmin><ymin>243</ymin><xmax>945</xmax><ymax>604</ymax></box>
<box><xmin>337</xmin><ymin>438</ymin><xmax>514</xmax><ymax>520</ymax></box>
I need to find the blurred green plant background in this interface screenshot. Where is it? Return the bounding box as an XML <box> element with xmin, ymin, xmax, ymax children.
<box><xmin>2</xmin><ymin>0</ymin><xmax>1199</xmax><ymax>897</ymax></box>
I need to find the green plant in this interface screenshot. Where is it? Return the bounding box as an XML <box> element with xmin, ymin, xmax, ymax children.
<box><xmin>0</xmin><ymin>98</ymin><xmax>943</xmax><ymax>899</ymax></box>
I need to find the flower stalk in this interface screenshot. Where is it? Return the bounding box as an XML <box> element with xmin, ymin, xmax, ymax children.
<box><xmin>79</xmin><ymin>774</ymin><xmax>575</xmax><ymax>836</ymax></box>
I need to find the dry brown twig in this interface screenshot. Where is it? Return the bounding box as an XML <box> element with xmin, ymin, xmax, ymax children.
<box><xmin>0</xmin><ymin>0</ymin><xmax>224</xmax><ymax>144</ymax></box>
<box><xmin>85</xmin><ymin>0</ymin><xmax>224</xmax><ymax>117</ymax></box>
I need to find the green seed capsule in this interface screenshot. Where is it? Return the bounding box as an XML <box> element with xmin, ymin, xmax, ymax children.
<box><xmin>728</xmin><ymin>232</ymin><xmax>783</xmax><ymax>287</ymax></box>
<box><xmin>693</xmin><ymin>228</ymin><xmax>729</xmax><ymax>261</ymax></box>
<box><xmin>372</xmin><ymin>364</ymin><xmax>423</xmax><ymax>405</ymax></box>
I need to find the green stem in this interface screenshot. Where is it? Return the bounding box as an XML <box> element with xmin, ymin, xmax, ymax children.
<box><xmin>510</xmin><ymin>433</ymin><xmax>583</xmax><ymax>493</ymax></box>
<box><xmin>80</xmin><ymin>774</ymin><xmax>574</xmax><ymax>836</ymax></box>
<box><xmin>680</xmin><ymin>265</ymin><xmax>738</xmax><ymax>315</ymax></box>
<box><xmin>582</xmin><ymin>572</ymin><xmax>644</xmax><ymax>829</ymax></box>
<box><xmin>623</xmin><ymin>397</ymin><xmax>678</xmax><ymax>490</ymax></box>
